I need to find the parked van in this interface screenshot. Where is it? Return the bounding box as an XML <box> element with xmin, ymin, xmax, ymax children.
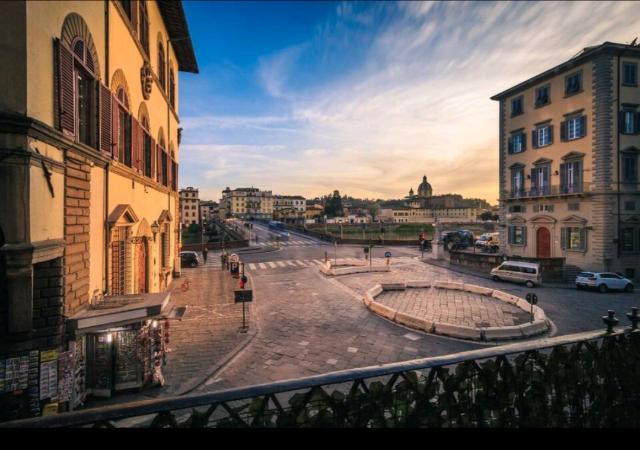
<box><xmin>490</xmin><ymin>260</ymin><xmax>541</xmax><ymax>288</ymax></box>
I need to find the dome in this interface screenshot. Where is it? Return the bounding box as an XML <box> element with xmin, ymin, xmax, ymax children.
<box><xmin>417</xmin><ymin>175</ymin><xmax>432</xmax><ymax>198</ymax></box>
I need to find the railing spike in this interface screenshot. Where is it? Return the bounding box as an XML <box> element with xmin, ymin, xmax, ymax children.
<box><xmin>602</xmin><ymin>310</ymin><xmax>618</xmax><ymax>333</ymax></box>
<box><xmin>627</xmin><ymin>307</ymin><xmax>639</xmax><ymax>330</ymax></box>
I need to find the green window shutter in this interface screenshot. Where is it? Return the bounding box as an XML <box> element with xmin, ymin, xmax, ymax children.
<box><xmin>521</xmin><ymin>132</ymin><xmax>527</xmax><ymax>151</ymax></box>
<box><xmin>580</xmin><ymin>115</ymin><xmax>587</xmax><ymax>137</ymax></box>
<box><xmin>580</xmin><ymin>228</ymin><xmax>586</xmax><ymax>251</ymax></box>
<box><xmin>560</xmin><ymin>228</ymin><xmax>567</xmax><ymax>250</ymax></box>
<box><xmin>522</xmin><ymin>226</ymin><xmax>527</xmax><ymax>246</ymax></box>
<box><xmin>560</xmin><ymin>121</ymin><xmax>567</xmax><ymax>141</ymax></box>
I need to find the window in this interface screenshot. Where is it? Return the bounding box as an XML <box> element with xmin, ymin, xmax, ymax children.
<box><xmin>568</xmin><ymin>202</ymin><xmax>580</xmax><ymax>211</ymax></box>
<box><xmin>562</xmin><ymin>115</ymin><xmax>586</xmax><ymax>141</ymax></box>
<box><xmin>110</xmin><ymin>226</ymin><xmax>130</xmax><ymax>295</ymax></box>
<box><xmin>115</xmin><ymin>89</ymin><xmax>132</xmax><ymax>166</ymax></box>
<box><xmin>620</xmin><ymin>110</ymin><xmax>639</xmax><ymax>134</ymax></box>
<box><xmin>561</xmin><ymin>227</ymin><xmax>586</xmax><ymax>251</ymax></box>
<box><xmin>119</xmin><ymin>0</ymin><xmax>132</xmax><ymax>20</ymax></box>
<box><xmin>511</xmin><ymin>96</ymin><xmax>523</xmax><ymax>117</ymax></box>
<box><xmin>533</xmin><ymin>124</ymin><xmax>553</xmax><ymax>148</ymax></box>
<box><xmin>511</xmin><ymin>167</ymin><xmax>524</xmax><ymax>196</ymax></box>
<box><xmin>508</xmin><ymin>205</ymin><xmax>526</xmax><ymax>213</ymax></box>
<box><xmin>623</xmin><ymin>62</ymin><xmax>638</xmax><ymax>86</ymax></box>
<box><xmin>531</xmin><ymin>165</ymin><xmax>550</xmax><ymax>196</ymax></box>
<box><xmin>535</xmin><ymin>85</ymin><xmax>550</xmax><ymax>107</ymax></box>
<box><xmin>161</xmin><ymin>151</ymin><xmax>168</xmax><ymax>187</ymax></box>
<box><xmin>508</xmin><ymin>226</ymin><xmax>527</xmax><ymax>245</ymax></box>
<box><xmin>622</xmin><ymin>153</ymin><xmax>638</xmax><ymax>182</ymax></box>
<box><xmin>139</xmin><ymin>1</ymin><xmax>149</xmax><ymax>55</ymax></box>
<box><xmin>533</xmin><ymin>204</ymin><xmax>554</xmax><ymax>213</ymax></box>
<box><xmin>565</xmin><ymin>71</ymin><xmax>582</xmax><ymax>96</ymax></box>
<box><xmin>141</xmin><ymin>120</ymin><xmax>152</xmax><ymax>177</ymax></box>
<box><xmin>560</xmin><ymin>160</ymin><xmax>583</xmax><ymax>193</ymax></box>
<box><xmin>169</xmin><ymin>69</ymin><xmax>176</xmax><ymax>109</ymax></box>
<box><xmin>76</xmin><ymin>71</ymin><xmax>94</xmax><ymax>146</ymax></box>
<box><xmin>158</xmin><ymin>43</ymin><xmax>166</xmax><ymax>91</ymax></box>
<box><xmin>624</xmin><ymin>201</ymin><xmax>636</xmax><ymax>211</ymax></box>
<box><xmin>509</xmin><ymin>132</ymin><xmax>526</xmax><ymax>154</ymax></box>
<box><xmin>621</xmin><ymin>228</ymin><xmax>635</xmax><ymax>252</ymax></box>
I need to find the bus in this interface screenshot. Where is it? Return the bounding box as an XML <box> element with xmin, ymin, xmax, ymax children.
<box><xmin>268</xmin><ymin>220</ymin><xmax>290</xmax><ymax>239</ymax></box>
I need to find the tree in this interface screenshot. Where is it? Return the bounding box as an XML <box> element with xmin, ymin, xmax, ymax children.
<box><xmin>480</xmin><ymin>211</ymin><xmax>494</xmax><ymax>221</ymax></box>
<box><xmin>324</xmin><ymin>190</ymin><xmax>345</xmax><ymax>218</ymax></box>
<box><xmin>187</xmin><ymin>223</ymin><xmax>201</xmax><ymax>234</ymax></box>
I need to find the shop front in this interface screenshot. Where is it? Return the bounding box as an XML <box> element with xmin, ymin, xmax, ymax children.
<box><xmin>67</xmin><ymin>292</ymin><xmax>184</xmax><ymax>399</ymax></box>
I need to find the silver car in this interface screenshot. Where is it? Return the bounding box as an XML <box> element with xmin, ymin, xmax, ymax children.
<box><xmin>575</xmin><ymin>272</ymin><xmax>634</xmax><ymax>293</ymax></box>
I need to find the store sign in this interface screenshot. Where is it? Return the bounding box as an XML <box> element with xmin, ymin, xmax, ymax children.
<box><xmin>234</xmin><ymin>290</ymin><xmax>253</xmax><ymax>303</ymax></box>
<box><xmin>230</xmin><ymin>253</ymin><xmax>240</xmax><ymax>263</ymax></box>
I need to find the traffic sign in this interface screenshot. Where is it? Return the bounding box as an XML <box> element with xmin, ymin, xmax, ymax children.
<box><xmin>385</xmin><ymin>251</ymin><xmax>392</xmax><ymax>258</ymax></box>
<box><xmin>234</xmin><ymin>290</ymin><xmax>253</xmax><ymax>303</ymax></box>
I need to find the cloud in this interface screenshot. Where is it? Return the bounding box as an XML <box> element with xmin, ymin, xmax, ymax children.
<box><xmin>180</xmin><ymin>1</ymin><xmax>640</xmax><ymax>202</ymax></box>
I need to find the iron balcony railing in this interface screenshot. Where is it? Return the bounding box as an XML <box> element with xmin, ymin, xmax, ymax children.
<box><xmin>1</xmin><ymin>309</ymin><xmax>639</xmax><ymax>428</ymax></box>
<box><xmin>508</xmin><ymin>182</ymin><xmax>592</xmax><ymax>199</ymax></box>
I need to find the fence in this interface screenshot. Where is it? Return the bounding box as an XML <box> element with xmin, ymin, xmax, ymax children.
<box><xmin>2</xmin><ymin>309</ymin><xmax>639</xmax><ymax>428</ymax></box>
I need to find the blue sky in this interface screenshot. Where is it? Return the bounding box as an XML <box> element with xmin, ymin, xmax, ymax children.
<box><xmin>178</xmin><ymin>0</ymin><xmax>640</xmax><ymax>203</ymax></box>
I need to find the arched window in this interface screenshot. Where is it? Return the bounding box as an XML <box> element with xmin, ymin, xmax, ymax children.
<box><xmin>158</xmin><ymin>42</ymin><xmax>166</xmax><ymax>91</ymax></box>
<box><xmin>69</xmin><ymin>37</ymin><xmax>98</xmax><ymax>147</ymax></box>
<box><xmin>169</xmin><ymin>68</ymin><xmax>175</xmax><ymax>109</ymax></box>
<box><xmin>158</xmin><ymin>136</ymin><xmax>168</xmax><ymax>187</ymax></box>
<box><xmin>140</xmin><ymin>112</ymin><xmax>153</xmax><ymax>178</ymax></box>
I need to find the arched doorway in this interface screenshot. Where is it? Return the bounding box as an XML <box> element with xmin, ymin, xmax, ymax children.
<box><xmin>536</xmin><ymin>227</ymin><xmax>551</xmax><ymax>258</ymax></box>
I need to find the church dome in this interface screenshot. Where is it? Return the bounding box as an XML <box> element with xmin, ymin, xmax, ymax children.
<box><xmin>417</xmin><ymin>175</ymin><xmax>432</xmax><ymax>198</ymax></box>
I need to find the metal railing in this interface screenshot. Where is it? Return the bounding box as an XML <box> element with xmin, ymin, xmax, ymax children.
<box><xmin>507</xmin><ymin>182</ymin><xmax>592</xmax><ymax>199</ymax></box>
<box><xmin>2</xmin><ymin>309</ymin><xmax>639</xmax><ymax>428</ymax></box>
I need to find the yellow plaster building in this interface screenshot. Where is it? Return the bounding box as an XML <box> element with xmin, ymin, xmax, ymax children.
<box><xmin>492</xmin><ymin>42</ymin><xmax>640</xmax><ymax>278</ymax></box>
<box><xmin>0</xmin><ymin>0</ymin><xmax>197</xmax><ymax>414</ymax></box>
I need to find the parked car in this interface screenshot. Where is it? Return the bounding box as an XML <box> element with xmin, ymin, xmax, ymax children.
<box><xmin>180</xmin><ymin>251</ymin><xmax>200</xmax><ymax>268</ymax></box>
<box><xmin>575</xmin><ymin>272</ymin><xmax>634</xmax><ymax>293</ymax></box>
<box><xmin>440</xmin><ymin>230</ymin><xmax>474</xmax><ymax>250</ymax></box>
<box><xmin>475</xmin><ymin>232</ymin><xmax>500</xmax><ymax>252</ymax></box>
<box><xmin>490</xmin><ymin>260</ymin><xmax>541</xmax><ymax>288</ymax></box>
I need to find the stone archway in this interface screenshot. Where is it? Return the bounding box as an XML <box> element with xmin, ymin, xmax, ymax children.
<box><xmin>536</xmin><ymin>227</ymin><xmax>551</xmax><ymax>258</ymax></box>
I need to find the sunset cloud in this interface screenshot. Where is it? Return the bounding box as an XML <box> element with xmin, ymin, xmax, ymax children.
<box><xmin>180</xmin><ymin>1</ymin><xmax>640</xmax><ymax>203</ymax></box>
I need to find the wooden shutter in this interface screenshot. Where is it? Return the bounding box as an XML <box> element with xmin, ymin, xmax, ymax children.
<box><xmin>548</xmin><ymin>125</ymin><xmax>554</xmax><ymax>145</ymax></box>
<box><xmin>560</xmin><ymin>121</ymin><xmax>567</xmax><ymax>141</ymax></box>
<box><xmin>507</xmin><ymin>137</ymin><xmax>513</xmax><ymax>154</ymax></box>
<box><xmin>173</xmin><ymin>162</ymin><xmax>178</xmax><ymax>191</ymax></box>
<box><xmin>99</xmin><ymin>84</ymin><xmax>112</xmax><ymax>154</ymax></box>
<box><xmin>131</xmin><ymin>117</ymin><xmax>140</xmax><ymax>171</ymax></box>
<box><xmin>112</xmin><ymin>94</ymin><xmax>120</xmax><ymax>160</ymax></box>
<box><xmin>167</xmin><ymin>157</ymin><xmax>173</xmax><ymax>190</ymax></box>
<box><xmin>560</xmin><ymin>228</ymin><xmax>567</xmax><ymax>250</ymax></box>
<box><xmin>156</xmin><ymin>143</ymin><xmax>162</xmax><ymax>184</ymax></box>
<box><xmin>579</xmin><ymin>115</ymin><xmax>587</xmax><ymax>137</ymax></box>
<box><xmin>580</xmin><ymin>228</ymin><xmax>586</xmax><ymax>251</ymax></box>
<box><xmin>521</xmin><ymin>132</ymin><xmax>527</xmax><ymax>151</ymax></box>
<box><xmin>130</xmin><ymin>0</ymin><xmax>139</xmax><ymax>33</ymax></box>
<box><xmin>560</xmin><ymin>163</ymin><xmax>567</xmax><ymax>192</ymax></box>
<box><xmin>522</xmin><ymin>227</ymin><xmax>527</xmax><ymax>246</ymax></box>
<box><xmin>56</xmin><ymin>39</ymin><xmax>75</xmax><ymax>136</ymax></box>
<box><xmin>531</xmin><ymin>130</ymin><xmax>537</xmax><ymax>149</ymax></box>
<box><xmin>635</xmin><ymin>112</ymin><xmax>640</xmax><ymax>134</ymax></box>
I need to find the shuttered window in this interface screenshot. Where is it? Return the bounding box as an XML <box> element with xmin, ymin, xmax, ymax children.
<box><xmin>115</xmin><ymin>90</ymin><xmax>132</xmax><ymax>167</ymax></box>
<box><xmin>508</xmin><ymin>226</ymin><xmax>526</xmax><ymax>245</ymax></box>
<box><xmin>158</xmin><ymin>43</ymin><xmax>166</xmax><ymax>91</ymax></box>
<box><xmin>561</xmin><ymin>116</ymin><xmax>587</xmax><ymax>141</ymax></box>
<box><xmin>139</xmin><ymin>1</ymin><xmax>149</xmax><ymax>56</ymax></box>
<box><xmin>561</xmin><ymin>227</ymin><xmax>586</xmax><ymax>251</ymax></box>
<box><xmin>110</xmin><ymin>226</ymin><xmax>131</xmax><ymax>295</ymax></box>
<box><xmin>169</xmin><ymin>69</ymin><xmax>176</xmax><ymax>109</ymax></box>
<box><xmin>622</xmin><ymin>153</ymin><xmax>638</xmax><ymax>182</ymax></box>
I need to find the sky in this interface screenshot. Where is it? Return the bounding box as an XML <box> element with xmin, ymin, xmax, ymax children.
<box><xmin>178</xmin><ymin>0</ymin><xmax>640</xmax><ymax>204</ymax></box>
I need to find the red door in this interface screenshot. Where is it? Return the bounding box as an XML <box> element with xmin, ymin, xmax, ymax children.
<box><xmin>136</xmin><ymin>241</ymin><xmax>147</xmax><ymax>293</ymax></box>
<box><xmin>536</xmin><ymin>227</ymin><xmax>551</xmax><ymax>258</ymax></box>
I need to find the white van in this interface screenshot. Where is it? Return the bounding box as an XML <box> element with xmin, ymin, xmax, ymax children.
<box><xmin>490</xmin><ymin>260</ymin><xmax>541</xmax><ymax>288</ymax></box>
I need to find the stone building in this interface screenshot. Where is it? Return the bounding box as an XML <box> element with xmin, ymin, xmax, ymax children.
<box><xmin>199</xmin><ymin>200</ymin><xmax>218</xmax><ymax>225</ymax></box>
<box><xmin>492</xmin><ymin>41</ymin><xmax>640</xmax><ymax>278</ymax></box>
<box><xmin>179</xmin><ymin>187</ymin><xmax>200</xmax><ymax>227</ymax></box>
<box><xmin>0</xmin><ymin>0</ymin><xmax>197</xmax><ymax>417</ymax></box>
<box><xmin>220</xmin><ymin>187</ymin><xmax>274</xmax><ymax>220</ymax></box>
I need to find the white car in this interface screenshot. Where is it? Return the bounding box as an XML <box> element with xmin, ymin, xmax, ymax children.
<box><xmin>575</xmin><ymin>272</ymin><xmax>634</xmax><ymax>293</ymax></box>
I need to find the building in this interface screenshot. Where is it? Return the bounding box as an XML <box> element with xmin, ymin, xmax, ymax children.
<box><xmin>199</xmin><ymin>200</ymin><xmax>218</xmax><ymax>225</ymax></box>
<box><xmin>273</xmin><ymin>195</ymin><xmax>306</xmax><ymax>213</ymax></box>
<box><xmin>179</xmin><ymin>187</ymin><xmax>200</xmax><ymax>227</ymax></box>
<box><xmin>0</xmin><ymin>0</ymin><xmax>197</xmax><ymax>418</ymax></box>
<box><xmin>304</xmin><ymin>204</ymin><xmax>324</xmax><ymax>222</ymax></box>
<box><xmin>492</xmin><ymin>41</ymin><xmax>640</xmax><ymax>278</ymax></box>
<box><xmin>220</xmin><ymin>187</ymin><xmax>274</xmax><ymax>220</ymax></box>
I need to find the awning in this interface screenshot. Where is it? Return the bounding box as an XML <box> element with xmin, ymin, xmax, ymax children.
<box><xmin>66</xmin><ymin>292</ymin><xmax>176</xmax><ymax>334</ymax></box>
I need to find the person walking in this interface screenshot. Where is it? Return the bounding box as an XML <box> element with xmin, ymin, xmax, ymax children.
<box><xmin>202</xmin><ymin>247</ymin><xmax>208</xmax><ymax>263</ymax></box>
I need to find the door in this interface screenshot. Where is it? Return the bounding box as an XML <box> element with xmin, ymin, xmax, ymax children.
<box><xmin>536</xmin><ymin>227</ymin><xmax>551</xmax><ymax>258</ymax></box>
<box><xmin>136</xmin><ymin>240</ymin><xmax>147</xmax><ymax>294</ymax></box>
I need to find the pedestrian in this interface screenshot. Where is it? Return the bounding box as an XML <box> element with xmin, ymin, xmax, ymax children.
<box><xmin>202</xmin><ymin>247</ymin><xmax>208</xmax><ymax>263</ymax></box>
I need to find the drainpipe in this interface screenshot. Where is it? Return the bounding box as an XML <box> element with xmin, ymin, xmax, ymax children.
<box><xmin>104</xmin><ymin>0</ymin><xmax>110</xmax><ymax>295</ymax></box>
<box><xmin>616</xmin><ymin>48</ymin><xmax>623</xmax><ymax>261</ymax></box>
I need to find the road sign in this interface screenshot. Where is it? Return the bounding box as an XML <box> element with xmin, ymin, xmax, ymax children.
<box><xmin>234</xmin><ymin>290</ymin><xmax>253</xmax><ymax>303</ymax></box>
<box><xmin>230</xmin><ymin>253</ymin><xmax>239</xmax><ymax>263</ymax></box>
<box><xmin>385</xmin><ymin>251</ymin><xmax>392</xmax><ymax>258</ymax></box>
<box><xmin>525</xmin><ymin>293</ymin><xmax>538</xmax><ymax>305</ymax></box>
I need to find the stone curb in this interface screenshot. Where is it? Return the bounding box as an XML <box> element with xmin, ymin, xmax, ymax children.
<box><xmin>363</xmin><ymin>281</ymin><xmax>550</xmax><ymax>342</ymax></box>
<box><xmin>320</xmin><ymin>261</ymin><xmax>391</xmax><ymax>276</ymax></box>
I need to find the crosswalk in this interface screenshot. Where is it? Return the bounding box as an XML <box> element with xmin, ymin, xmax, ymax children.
<box><xmin>255</xmin><ymin>239</ymin><xmax>327</xmax><ymax>247</ymax></box>
<box><xmin>244</xmin><ymin>257</ymin><xmax>415</xmax><ymax>272</ymax></box>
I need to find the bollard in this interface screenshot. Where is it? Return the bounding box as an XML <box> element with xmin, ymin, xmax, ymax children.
<box><xmin>602</xmin><ymin>310</ymin><xmax>618</xmax><ymax>333</ymax></box>
<box><xmin>627</xmin><ymin>307</ymin><xmax>639</xmax><ymax>330</ymax></box>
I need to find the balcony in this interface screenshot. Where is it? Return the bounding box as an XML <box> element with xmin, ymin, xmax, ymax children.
<box><xmin>507</xmin><ymin>182</ymin><xmax>591</xmax><ymax>200</ymax></box>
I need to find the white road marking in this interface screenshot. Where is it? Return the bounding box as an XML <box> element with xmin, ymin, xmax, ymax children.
<box><xmin>312</xmin><ymin>259</ymin><xmax>323</xmax><ymax>265</ymax></box>
<box><xmin>286</xmin><ymin>261</ymin><xmax>297</xmax><ymax>266</ymax></box>
<box><xmin>258</xmin><ymin>263</ymin><xmax>267</xmax><ymax>269</ymax></box>
<box><xmin>295</xmin><ymin>260</ymin><xmax>308</xmax><ymax>267</ymax></box>
<box><xmin>248</xmin><ymin>263</ymin><xmax>257</xmax><ymax>270</ymax></box>
<box><xmin>276</xmin><ymin>261</ymin><xmax>286</xmax><ymax>267</ymax></box>
<box><xmin>267</xmin><ymin>261</ymin><xmax>277</xmax><ymax>268</ymax></box>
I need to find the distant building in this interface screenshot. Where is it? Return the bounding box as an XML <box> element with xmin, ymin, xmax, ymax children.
<box><xmin>180</xmin><ymin>187</ymin><xmax>200</xmax><ymax>227</ymax></box>
<box><xmin>200</xmin><ymin>200</ymin><xmax>218</xmax><ymax>224</ymax></box>
<box><xmin>274</xmin><ymin>195</ymin><xmax>306</xmax><ymax>215</ymax></box>
<box><xmin>304</xmin><ymin>204</ymin><xmax>325</xmax><ymax>221</ymax></box>
<box><xmin>220</xmin><ymin>187</ymin><xmax>274</xmax><ymax>220</ymax></box>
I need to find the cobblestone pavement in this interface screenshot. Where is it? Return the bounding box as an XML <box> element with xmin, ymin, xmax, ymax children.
<box><xmin>375</xmin><ymin>287</ymin><xmax>529</xmax><ymax>328</ymax></box>
<box><xmin>195</xmin><ymin>263</ymin><xmax>481</xmax><ymax>394</ymax></box>
<box><xmin>160</xmin><ymin>265</ymin><xmax>253</xmax><ymax>395</ymax></box>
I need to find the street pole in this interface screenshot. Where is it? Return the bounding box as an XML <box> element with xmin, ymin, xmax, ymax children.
<box><xmin>334</xmin><ymin>239</ymin><xmax>337</xmax><ymax>265</ymax></box>
<box><xmin>369</xmin><ymin>244</ymin><xmax>373</xmax><ymax>272</ymax></box>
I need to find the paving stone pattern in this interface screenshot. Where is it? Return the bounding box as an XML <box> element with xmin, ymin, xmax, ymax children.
<box><xmin>375</xmin><ymin>288</ymin><xmax>529</xmax><ymax>328</ymax></box>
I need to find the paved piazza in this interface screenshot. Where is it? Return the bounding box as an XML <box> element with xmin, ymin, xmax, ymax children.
<box><xmin>374</xmin><ymin>287</ymin><xmax>530</xmax><ymax>328</ymax></box>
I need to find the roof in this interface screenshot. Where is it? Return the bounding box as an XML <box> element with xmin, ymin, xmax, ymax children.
<box><xmin>491</xmin><ymin>41</ymin><xmax>640</xmax><ymax>101</ymax></box>
<box><xmin>157</xmin><ymin>0</ymin><xmax>198</xmax><ymax>73</ymax></box>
